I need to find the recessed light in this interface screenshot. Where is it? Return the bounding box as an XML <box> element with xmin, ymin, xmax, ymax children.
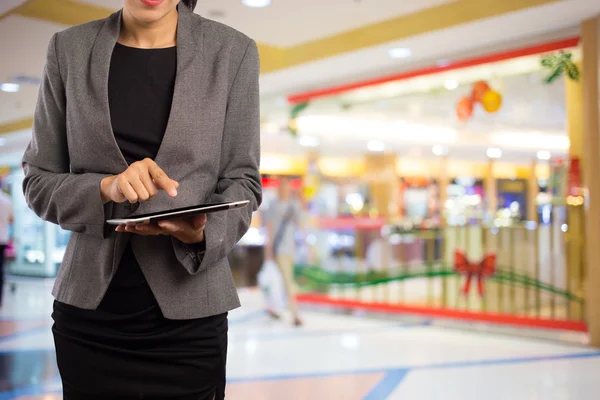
<box><xmin>486</xmin><ymin>147</ymin><xmax>502</xmax><ymax>159</ymax></box>
<box><xmin>0</xmin><ymin>83</ymin><xmax>20</xmax><ymax>93</ymax></box>
<box><xmin>242</xmin><ymin>0</ymin><xmax>271</xmax><ymax>8</ymax></box>
<box><xmin>298</xmin><ymin>136</ymin><xmax>320</xmax><ymax>147</ymax></box>
<box><xmin>367</xmin><ymin>140</ymin><xmax>385</xmax><ymax>152</ymax></box>
<box><xmin>432</xmin><ymin>145</ymin><xmax>448</xmax><ymax>156</ymax></box>
<box><xmin>492</xmin><ymin>133</ymin><xmax>569</xmax><ymax>150</ymax></box>
<box><xmin>536</xmin><ymin>150</ymin><xmax>551</xmax><ymax>161</ymax></box>
<box><xmin>388</xmin><ymin>48</ymin><xmax>412</xmax><ymax>59</ymax></box>
<box><xmin>444</xmin><ymin>80</ymin><xmax>459</xmax><ymax>90</ymax></box>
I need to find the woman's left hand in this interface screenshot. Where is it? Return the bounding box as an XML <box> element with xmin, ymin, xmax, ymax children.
<box><xmin>116</xmin><ymin>214</ymin><xmax>207</xmax><ymax>244</ymax></box>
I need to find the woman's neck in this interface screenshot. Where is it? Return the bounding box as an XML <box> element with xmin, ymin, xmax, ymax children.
<box><xmin>119</xmin><ymin>7</ymin><xmax>178</xmax><ymax>49</ymax></box>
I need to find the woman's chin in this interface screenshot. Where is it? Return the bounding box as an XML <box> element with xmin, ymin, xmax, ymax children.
<box><xmin>125</xmin><ymin>0</ymin><xmax>177</xmax><ymax>24</ymax></box>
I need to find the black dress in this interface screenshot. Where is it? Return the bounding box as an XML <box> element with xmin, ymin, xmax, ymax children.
<box><xmin>52</xmin><ymin>43</ymin><xmax>228</xmax><ymax>400</ymax></box>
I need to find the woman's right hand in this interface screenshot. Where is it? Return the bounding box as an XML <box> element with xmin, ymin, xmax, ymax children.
<box><xmin>100</xmin><ymin>158</ymin><xmax>178</xmax><ymax>204</ymax></box>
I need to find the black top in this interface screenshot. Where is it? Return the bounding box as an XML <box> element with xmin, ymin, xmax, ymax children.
<box><xmin>109</xmin><ymin>43</ymin><xmax>176</xmax><ymax>165</ymax></box>
<box><xmin>97</xmin><ymin>43</ymin><xmax>178</xmax><ymax>314</ymax></box>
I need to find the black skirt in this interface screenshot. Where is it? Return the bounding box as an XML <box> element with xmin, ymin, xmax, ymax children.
<box><xmin>52</xmin><ymin>247</ymin><xmax>228</xmax><ymax>400</ymax></box>
<box><xmin>53</xmin><ymin>302</ymin><xmax>228</xmax><ymax>400</ymax></box>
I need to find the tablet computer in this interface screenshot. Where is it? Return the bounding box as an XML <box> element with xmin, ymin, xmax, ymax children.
<box><xmin>106</xmin><ymin>200</ymin><xmax>250</xmax><ymax>226</ymax></box>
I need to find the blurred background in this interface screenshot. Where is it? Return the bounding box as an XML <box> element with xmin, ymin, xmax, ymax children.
<box><xmin>1</xmin><ymin>0</ymin><xmax>600</xmax><ymax>399</ymax></box>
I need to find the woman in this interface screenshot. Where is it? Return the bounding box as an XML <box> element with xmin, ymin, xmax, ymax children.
<box><xmin>22</xmin><ymin>0</ymin><xmax>261</xmax><ymax>398</ymax></box>
<box><xmin>263</xmin><ymin>176</ymin><xmax>303</xmax><ymax>326</ymax></box>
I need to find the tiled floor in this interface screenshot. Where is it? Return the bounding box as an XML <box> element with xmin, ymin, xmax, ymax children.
<box><xmin>0</xmin><ymin>279</ymin><xmax>599</xmax><ymax>399</ymax></box>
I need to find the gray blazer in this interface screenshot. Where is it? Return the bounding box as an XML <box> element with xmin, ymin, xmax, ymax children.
<box><xmin>21</xmin><ymin>5</ymin><xmax>262</xmax><ymax>320</ymax></box>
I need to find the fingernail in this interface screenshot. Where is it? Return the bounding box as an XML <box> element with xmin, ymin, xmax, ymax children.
<box><xmin>170</xmin><ymin>189</ymin><xmax>178</xmax><ymax>197</ymax></box>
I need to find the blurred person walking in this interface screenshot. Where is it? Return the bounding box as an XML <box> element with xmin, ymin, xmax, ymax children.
<box><xmin>0</xmin><ymin>188</ymin><xmax>13</xmax><ymax>308</ymax></box>
<box><xmin>22</xmin><ymin>0</ymin><xmax>261</xmax><ymax>398</ymax></box>
<box><xmin>264</xmin><ymin>177</ymin><xmax>303</xmax><ymax>326</ymax></box>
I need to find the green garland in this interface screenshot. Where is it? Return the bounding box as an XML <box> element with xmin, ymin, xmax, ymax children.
<box><xmin>295</xmin><ymin>264</ymin><xmax>584</xmax><ymax>303</ymax></box>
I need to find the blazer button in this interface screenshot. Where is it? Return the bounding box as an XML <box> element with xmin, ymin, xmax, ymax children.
<box><xmin>124</xmin><ymin>202</ymin><xmax>140</xmax><ymax>213</ymax></box>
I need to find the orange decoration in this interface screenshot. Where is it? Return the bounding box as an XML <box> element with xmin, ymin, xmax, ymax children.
<box><xmin>481</xmin><ymin>90</ymin><xmax>502</xmax><ymax>113</ymax></box>
<box><xmin>456</xmin><ymin>96</ymin><xmax>473</xmax><ymax>120</ymax></box>
<box><xmin>471</xmin><ymin>80</ymin><xmax>490</xmax><ymax>103</ymax></box>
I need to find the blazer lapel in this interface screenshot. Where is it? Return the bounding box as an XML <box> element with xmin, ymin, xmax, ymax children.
<box><xmin>89</xmin><ymin>9</ymin><xmax>128</xmax><ymax>174</ymax></box>
<box><xmin>88</xmin><ymin>5</ymin><xmax>203</xmax><ymax>184</ymax></box>
<box><xmin>154</xmin><ymin>5</ymin><xmax>204</xmax><ymax>173</ymax></box>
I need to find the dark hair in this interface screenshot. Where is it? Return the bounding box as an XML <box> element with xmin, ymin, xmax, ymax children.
<box><xmin>181</xmin><ymin>0</ymin><xmax>198</xmax><ymax>11</ymax></box>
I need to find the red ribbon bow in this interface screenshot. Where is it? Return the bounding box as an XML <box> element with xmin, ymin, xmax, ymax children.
<box><xmin>453</xmin><ymin>250</ymin><xmax>496</xmax><ymax>296</ymax></box>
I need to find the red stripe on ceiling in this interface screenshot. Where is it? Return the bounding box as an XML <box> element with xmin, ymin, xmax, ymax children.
<box><xmin>287</xmin><ymin>36</ymin><xmax>580</xmax><ymax>104</ymax></box>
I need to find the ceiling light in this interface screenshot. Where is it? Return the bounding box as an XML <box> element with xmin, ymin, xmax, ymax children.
<box><xmin>432</xmin><ymin>145</ymin><xmax>448</xmax><ymax>156</ymax></box>
<box><xmin>296</xmin><ymin>116</ymin><xmax>457</xmax><ymax>144</ymax></box>
<box><xmin>0</xmin><ymin>83</ymin><xmax>19</xmax><ymax>93</ymax></box>
<box><xmin>298</xmin><ymin>136</ymin><xmax>320</xmax><ymax>147</ymax></box>
<box><xmin>444</xmin><ymin>80</ymin><xmax>459</xmax><ymax>90</ymax></box>
<box><xmin>367</xmin><ymin>141</ymin><xmax>385</xmax><ymax>152</ymax></box>
<box><xmin>487</xmin><ymin>148</ymin><xmax>502</xmax><ymax>159</ymax></box>
<box><xmin>241</xmin><ymin>0</ymin><xmax>271</xmax><ymax>7</ymax></box>
<box><xmin>388</xmin><ymin>48</ymin><xmax>412</xmax><ymax>59</ymax></box>
<box><xmin>536</xmin><ymin>150</ymin><xmax>551</xmax><ymax>161</ymax></box>
<box><xmin>492</xmin><ymin>133</ymin><xmax>569</xmax><ymax>150</ymax></box>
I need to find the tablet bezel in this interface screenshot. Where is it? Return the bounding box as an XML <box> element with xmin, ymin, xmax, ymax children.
<box><xmin>106</xmin><ymin>200</ymin><xmax>250</xmax><ymax>226</ymax></box>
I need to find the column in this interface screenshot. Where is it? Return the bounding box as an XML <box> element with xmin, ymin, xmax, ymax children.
<box><xmin>565</xmin><ymin>60</ymin><xmax>586</xmax><ymax>321</ymax></box>
<box><xmin>439</xmin><ymin>156</ymin><xmax>449</xmax><ymax>226</ymax></box>
<box><xmin>581</xmin><ymin>16</ymin><xmax>600</xmax><ymax>347</ymax></box>
<box><xmin>438</xmin><ymin>155</ymin><xmax>450</xmax><ymax>307</ymax></box>
<box><xmin>526</xmin><ymin>160</ymin><xmax>538</xmax><ymax>222</ymax></box>
<box><xmin>364</xmin><ymin>153</ymin><xmax>399</xmax><ymax>220</ymax></box>
<box><xmin>485</xmin><ymin>158</ymin><xmax>497</xmax><ymax>220</ymax></box>
<box><xmin>364</xmin><ymin>153</ymin><xmax>398</xmax><ymax>302</ymax></box>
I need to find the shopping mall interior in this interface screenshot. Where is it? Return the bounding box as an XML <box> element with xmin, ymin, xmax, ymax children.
<box><xmin>2</xmin><ymin>0</ymin><xmax>600</xmax><ymax>398</ymax></box>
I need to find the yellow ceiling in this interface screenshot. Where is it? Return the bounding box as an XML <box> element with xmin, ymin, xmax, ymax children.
<box><xmin>0</xmin><ymin>0</ymin><xmax>564</xmax><ymax>135</ymax></box>
<box><xmin>8</xmin><ymin>0</ymin><xmax>561</xmax><ymax>74</ymax></box>
<box><xmin>0</xmin><ymin>117</ymin><xmax>33</xmax><ymax>135</ymax></box>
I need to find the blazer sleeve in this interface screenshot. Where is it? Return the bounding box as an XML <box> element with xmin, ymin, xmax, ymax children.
<box><xmin>22</xmin><ymin>33</ymin><xmax>112</xmax><ymax>239</ymax></box>
<box><xmin>172</xmin><ymin>39</ymin><xmax>262</xmax><ymax>275</ymax></box>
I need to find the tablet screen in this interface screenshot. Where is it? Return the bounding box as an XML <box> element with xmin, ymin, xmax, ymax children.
<box><xmin>131</xmin><ymin>202</ymin><xmax>230</xmax><ymax>219</ymax></box>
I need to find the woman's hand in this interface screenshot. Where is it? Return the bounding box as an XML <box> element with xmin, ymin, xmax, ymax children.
<box><xmin>116</xmin><ymin>214</ymin><xmax>207</xmax><ymax>245</ymax></box>
<box><xmin>100</xmin><ymin>158</ymin><xmax>179</xmax><ymax>204</ymax></box>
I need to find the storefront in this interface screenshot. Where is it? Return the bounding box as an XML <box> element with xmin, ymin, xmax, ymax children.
<box><xmin>445</xmin><ymin>177</ymin><xmax>485</xmax><ymax>225</ymax></box>
<box><xmin>5</xmin><ymin>168</ymin><xmax>68</xmax><ymax>278</ymax></box>
<box><xmin>495</xmin><ymin>178</ymin><xmax>528</xmax><ymax>224</ymax></box>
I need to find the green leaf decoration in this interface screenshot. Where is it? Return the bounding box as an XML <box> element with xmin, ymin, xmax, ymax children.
<box><xmin>288</xmin><ymin>119</ymin><xmax>298</xmax><ymax>136</ymax></box>
<box><xmin>288</xmin><ymin>101</ymin><xmax>309</xmax><ymax>136</ymax></box>
<box><xmin>565</xmin><ymin>61</ymin><xmax>580</xmax><ymax>82</ymax></box>
<box><xmin>290</xmin><ymin>102</ymin><xmax>309</xmax><ymax>118</ymax></box>
<box><xmin>540</xmin><ymin>57</ymin><xmax>555</xmax><ymax>68</ymax></box>
<box><xmin>541</xmin><ymin>51</ymin><xmax>580</xmax><ymax>84</ymax></box>
<box><xmin>545</xmin><ymin>64</ymin><xmax>565</xmax><ymax>84</ymax></box>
